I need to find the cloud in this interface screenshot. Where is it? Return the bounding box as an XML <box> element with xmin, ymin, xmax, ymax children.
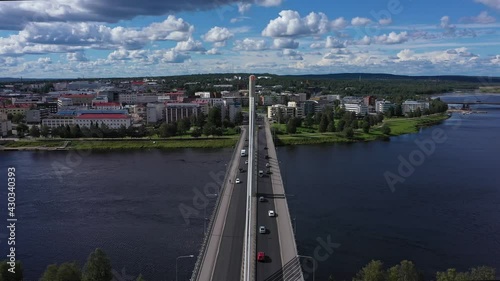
<box><xmin>272</xmin><ymin>38</ymin><xmax>299</xmax><ymax>49</ymax></box>
<box><xmin>255</xmin><ymin>0</ymin><xmax>283</xmax><ymax>7</ymax></box>
<box><xmin>238</xmin><ymin>2</ymin><xmax>252</xmax><ymax>14</ymax></box>
<box><xmin>262</xmin><ymin>10</ymin><xmax>329</xmax><ymax>37</ymax></box>
<box><xmin>379</xmin><ymin>18</ymin><xmax>393</xmax><ymax>25</ymax></box>
<box><xmin>460</xmin><ymin>11</ymin><xmax>496</xmax><ymax>24</ymax></box>
<box><xmin>174</xmin><ymin>38</ymin><xmax>206</xmax><ymax>52</ymax></box>
<box><xmin>395</xmin><ymin>47</ymin><xmax>479</xmax><ymax>64</ymax></box>
<box><xmin>325</xmin><ymin>36</ymin><xmax>347</xmax><ymax>48</ymax></box>
<box><xmin>440</xmin><ymin>15</ymin><xmax>457</xmax><ymax>35</ymax></box>
<box><xmin>230</xmin><ymin>17</ymin><xmax>251</xmax><ymax>23</ymax></box>
<box><xmin>206</xmin><ymin>48</ymin><xmax>221</xmax><ymax>55</ymax></box>
<box><xmin>373</xmin><ymin>31</ymin><xmax>409</xmax><ymax>44</ymax></box>
<box><xmin>278</xmin><ymin>49</ymin><xmax>303</xmax><ymax>60</ymax></box>
<box><xmin>475</xmin><ymin>0</ymin><xmax>500</xmax><ymax>10</ymax></box>
<box><xmin>351</xmin><ymin>17</ymin><xmax>372</xmax><ymax>26</ymax></box>
<box><xmin>331</xmin><ymin>17</ymin><xmax>348</xmax><ymax>30</ymax></box>
<box><xmin>233</xmin><ymin>38</ymin><xmax>268</xmax><ymax>51</ymax></box>
<box><xmin>67</xmin><ymin>51</ymin><xmax>88</xmax><ymax>61</ymax></box>
<box><xmin>203</xmin><ymin>26</ymin><xmax>234</xmax><ymax>45</ymax></box>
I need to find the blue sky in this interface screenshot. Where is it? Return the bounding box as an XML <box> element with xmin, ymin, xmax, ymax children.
<box><xmin>0</xmin><ymin>0</ymin><xmax>499</xmax><ymax>78</ymax></box>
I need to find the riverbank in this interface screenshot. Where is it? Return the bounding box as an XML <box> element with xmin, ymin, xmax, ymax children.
<box><xmin>272</xmin><ymin>114</ymin><xmax>450</xmax><ymax>146</ymax></box>
<box><xmin>0</xmin><ymin>136</ymin><xmax>239</xmax><ymax>151</ymax></box>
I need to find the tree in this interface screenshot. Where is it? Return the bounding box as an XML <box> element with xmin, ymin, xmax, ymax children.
<box><xmin>56</xmin><ymin>262</ymin><xmax>82</xmax><ymax>281</ymax></box>
<box><xmin>82</xmin><ymin>248</ymin><xmax>112</xmax><ymax>281</ymax></box>
<box><xmin>319</xmin><ymin>115</ymin><xmax>328</xmax><ymax>133</ymax></box>
<box><xmin>344</xmin><ymin>127</ymin><xmax>354</xmax><ymax>139</ymax></box>
<box><xmin>30</xmin><ymin>125</ymin><xmax>40</xmax><ymax>137</ymax></box>
<box><xmin>395</xmin><ymin>104</ymin><xmax>403</xmax><ymax>116</ymax></box>
<box><xmin>70</xmin><ymin>125</ymin><xmax>82</xmax><ymax>138</ymax></box>
<box><xmin>286</xmin><ymin>118</ymin><xmax>297</xmax><ymax>134</ymax></box>
<box><xmin>304</xmin><ymin>114</ymin><xmax>314</xmax><ymax>128</ymax></box>
<box><xmin>337</xmin><ymin>119</ymin><xmax>346</xmax><ymax>132</ymax></box>
<box><xmin>382</xmin><ymin>124</ymin><xmax>391</xmax><ymax>135</ymax></box>
<box><xmin>353</xmin><ymin>260</ymin><xmax>386</xmax><ymax>281</ymax></box>
<box><xmin>468</xmin><ymin>266</ymin><xmax>496</xmax><ymax>280</ymax></box>
<box><xmin>352</xmin><ymin>119</ymin><xmax>359</xmax><ymax>129</ymax></box>
<box><xmin>415</xmin><ymin>107</ymin><xmax>422</xmax><ymax>117</ymax></box>
<box><xmin>136</xmin><ymin>274</ymin><xmax>147</xmax><ymax>281</ymax></box>
<box><xmin>0</xmin><ymin>260</ymin><xmax>23</xmax><ymax>281</ymax></box>
<box><xmin>41</xmin><ymin>125</ymin><xmax>50</xmax><ymax>137</ymax></box>
<box><xmin>387</xmin><ymin>260</ymin><xmax>419</xmax><ymax>281</ymax></box>
<box><xmin>436</xmin><ymin>269</ymin><xmax>469</xmax><ymax>281</ymax></box>
<box><xmin>207</xmin><ymin>107</ymin><xmax>222</xmax><ymax>127</ymax></box>
<box><xmin>203</xmin><ymin>123</ymin><xmax>217</xmax><ymax>137</ymax></box>
<box><xmin>177</xmin><ymin>119</ymin><xmax>187</xmax><ymax>135</ymax></box>
<box><xmin>327</xmin><ymin>120</ymin><xmax>336</xmax><ymax>132</ymax></box>
<box><xmin>191</xmin><ymin>127</ymin><xmax>202</xmax><ymax>138</ymax></box>
<box><xmin>40</xmin><ymin>264</ymin><xmax>58</xmax><ymax>281</ymax></box>
<box><xmin>234</xmin><ymin>112</ymin><xmax>244</xmax><ymax>125</ymax></box>
<box><xmin>11</xmin><ymin>113</ymin><xmax>24</xmax><ymax>124</ymax></box>
<box><xmin>362</xmin><ymin>121</ymin><xmax>370</xmax><ymax>133</ymax></box>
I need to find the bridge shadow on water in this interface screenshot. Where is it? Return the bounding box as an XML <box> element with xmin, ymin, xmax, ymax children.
<box><xmin>263</xmin><ymin>257</ymin><xmax>303</xmax><ymax>281</ymax></box>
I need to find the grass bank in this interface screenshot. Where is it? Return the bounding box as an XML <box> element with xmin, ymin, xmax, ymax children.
<box><xmin>2</xmin><ymin>136</ymin><xmax>239</xmax><ymax>150</ymax></box>
<box><xmin>272</xmin><ymin>114</ymin><xmax>450</xmax><ymax>146</ymax></box>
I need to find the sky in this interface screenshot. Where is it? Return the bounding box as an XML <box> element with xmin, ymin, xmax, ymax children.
<box><xmin>0</xmin><ymin>0</ymin><xmax>499</xmax><ymax>78</ymax></box>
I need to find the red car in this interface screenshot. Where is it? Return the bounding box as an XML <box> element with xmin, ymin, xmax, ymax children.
<box><xmin>257</xmin><ymin>252</ymin><xmax>265</xmax><ymax>262</ymax></box>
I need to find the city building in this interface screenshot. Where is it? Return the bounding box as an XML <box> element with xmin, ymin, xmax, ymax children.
<box><xmin>224</xmin><ymin>98</ymin><xmax>242</xmax><ymax>122</ymax></box>
<box><xmin>26</xmin><ymin>109</ymin><xmax>50</xmax><ymax>124</ymax></box>
<box><xmin>75</xmin><ymin>114</ymin><xmax>131</xmax><ymax>129</ymax></box>
<box><xmin>0</xmin><ymin>104</ymin><xmax>31</xmax><ymax>116</ymax></box>
<box><xmin>344</xmin><ymin>103</ymin><xmax>368</xmax><ymax>115</ymax></box>
<box><xmin>118</xmin><ymin>92</ymin><xmax>138</xmax><ymax>104</ymax></box>
<box><xmin>136</xmin><ymin>95</ymin><xmax>159</xmax><ymax>104</ymax></box>
<box><xmin>61</xmin><ymin>94</ymin><xmax>95</xmax><ymax>105</ymax></box>
<box><xmin>267</xmin><ymin>104</ymin><xmax>296</xmax><ymax>121</ymax></box>
<box><xmin>146</xmin><ymin>103</ymin><xmax>165</xmax><ymax>124</ymax></box>
<box><xmin>0</xmin><ymin>112</ymin><xmax>12</xmax><ymax>137</ymax></box>
<box><xmin>93</xmin><ymin>102</ymin><xmax>122</xmax><ymax>110</ymax></box>
<box><xmin>261</xmin><ymin>94</ymin><xmax>285</xmax><ymax>106</ymax></box>
<box><xmin>326</xmin><ymin>94</ymin><xmax>341</xmax><ymax>102</ymax></box>
<box><xmin>36</xmin><ymin>102</ymin><xmax>58</xmax><ymax>113</ymax></box>
<box><xmin>57</xmin><ymin>97</ymin><xmax>73</xmax><ymax>108</ymax></box>
<box><xmin>402</xmin><ymin>100</ymin><xmax>430</xmax><ymax>114</ymax></box>
<box><xmin>42</xmin><ymin>116</ymin><xmax>75</xmax><ymax>128</ymax></box>
<box><xmin>375</xmin><ymin>100</ymin><xmax>395</xmax><ymax>113</ymax></box>
<box><xmin>165</xmin><ymin>103</ymin><xmax>201</xmax><ymax>124</ymax></box>
<box><xmin>364</xmin><ymin>96</ymin><xmax>376</xmax><ymax>106</ymax></box>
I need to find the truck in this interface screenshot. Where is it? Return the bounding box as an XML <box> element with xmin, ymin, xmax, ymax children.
<box><xmin>241</xmin><ymin>149</ymin><xmax>246</xmax><ymax>157</ymax></box>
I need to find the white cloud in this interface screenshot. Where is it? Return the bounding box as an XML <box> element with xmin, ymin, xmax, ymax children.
<box><xmin>238</xmin><ymin>2</ymin><xmax>252</xmax><ymax>14</ymax></box>
<box><xmin>262</xmin><ymin>10</ymin><xmax>329</xmax><ymax>37</ymax></box>
<box><xmin>255</xmin><ymin>0</ymin><xmax>283</xmax><ymax>7</ymax></box>
<box><xmin>206</xmin><ymin>48</ymin><xmax>221</xmax><ymax>55</ymax></box>
<box><xmin>279</xmin><ymin>49</ymin><xmax>303</xmax><ymax>60</ymax></box>
<box><xmin>374</xmin><ymin>31</ymin><xmax>409</xmax><ymax>44</ymax></box>
<box><xmin>67</xmin><ymin>51</ymin><xmax>88</xmax><ymax>61</ymax></box>
<box><xmin>379</xmin><ymin>18</ymin><xmax>393</xmax><ymax>25</ymax></box>
<box><xmin>460</xmin><ymin>11</ymin><xmax>496</xmax><ymax>24</ymax></box>
<box><xmin>203</xmin><ymin>26</ymin><xmax>234</xmax><ymax>45</ymax></box>
<box><xmin>331</xmin><ymin>17</ymin><xmax>348</xmax><ymax>30</ymax></box>
<box><xmin>475</xmin><ymin>0</ymin><xmax>500</xmax><ymax>10</ymax></box>
<box><xmin>491</xmin><ymin>55</ymin><xmax>500</xmax><ymax>64</ymax></box>
<box><xmin>310</xmin><ymin>42</ymin><xmax>324</xmax><ymax>49</ymax></box>
<box><xmin>351</xmin><ymin>17</ymin><xmax>372</xmax><ymax>26</ymax></box>
<box><xmin>273</xmin><ymin>38</ymin><xmax>299</xmax><ymax>49</ymax></box>
<box><xmin>357</xmin><ymin>35</ymin><xmax>371</xmax><ymax>45</ymax></box>
<box><xmin>174</xmin><ymin>38</ymin><xmax>206</xmax><ymax>52</ymax></box>
<box><xmin>325</xmin><ymin>36</ymin><xmax>347</xmax><ymax>48</ymax></box>
<box><xmin>234</xmin><ymin>38</ymin><xmax>269</xmax><ymax>51</ymax></box>
<box><xmin>395</xmin><ymin>47</ymin><xmax>479</xmax><ymax>64</ymax></box>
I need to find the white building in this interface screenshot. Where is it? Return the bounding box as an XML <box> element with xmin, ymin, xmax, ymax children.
<box><xmin>326</xmin><ymin>95</ymin><xmax>341</xmax><ymax>101</ymax></box>
<box><xmin>0</xmin><ymin>113</ymin><xmax>12</xmax><ymax>137</ymax></box>
<box><xmin>75</xmin><ymin>114</ymin><xmax>131</xmax><ymax>129</ymax></box>
<box><xmin>136</xmin><ymin>95</ymin><xmax>159</xmax><ymax>103</ymax></box>
<box><xmin>42</xmin><ymin>117</ymin><xmax>75</xmax><ymax>128</ymax></box>
<box><xmin>375</xmin><ymin>100</ymin><xmax>395</xmax><ymax>113</ymax></box>
<box><xmin>195</xmin><ymin>92</ymin><xmax>211</xmax><ymax>98</ymax></box>
<box><xmin>402</xmin><ymin>100</ymin><xmax>430</xmax><ymax>114</ymax></box>
<box><xmin>344</xmin><ymin>103</ymin><xmax>368</xmax><ymax>115</ymax></box>
<box><xmin>26</xmin><ymin>109</ymin><xmax>49</xmax><ymax>124</ymax></box>
<box><xmin>146</xmin><ymin>103</ymin><xmax>165</xmax><ymax>124</ymax></box>
<box><xmin>267</xmin><ymin>104</ymin><xmax>296</xmax><ymax>121</ymax></box>
<box><xmin>93</xmin><ymin>102</ymin><xmax>122</xmax><ymax>110</ymax></box>
<box><xmin>165</xmin><ymin>103</ymin><xmax>200</xmax><ymax>124</ymax></box>
<box><xmin>58</xmin><ymin>97</ymin><xmax>73</xmax><ymax>107</ymax></box>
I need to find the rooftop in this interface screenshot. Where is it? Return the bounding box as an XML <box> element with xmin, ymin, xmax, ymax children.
<box><xmin>76</xmin><ymin>114</ymin><xmax>129</xmax><ymax>120</ymax></box>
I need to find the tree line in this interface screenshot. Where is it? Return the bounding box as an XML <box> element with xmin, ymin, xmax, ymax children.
<box><xmin>328</xmin><ymin>259</ymin><xmax>496</xmax><ymax>281</ymax></box>
<box><xmin>0</xmin><ymin>248</ymin><xmax>146</xmax><ymax>281</ymax></box>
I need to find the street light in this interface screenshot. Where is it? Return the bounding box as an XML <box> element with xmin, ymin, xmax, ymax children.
<box><xmin>176</xmin><ymin>255</ymin><xmax>194</xmax><ymax>281</ymax></box>
<box><xmin>298</xmin><ymin>255</ymin><xmax>315</xmax><ymax>281</ymax></box>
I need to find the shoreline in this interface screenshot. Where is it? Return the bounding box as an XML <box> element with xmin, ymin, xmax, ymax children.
<box><xmin>0</xmin><ymin>114</ymin><xmax>451</xmax><ymax>151</ymax></box>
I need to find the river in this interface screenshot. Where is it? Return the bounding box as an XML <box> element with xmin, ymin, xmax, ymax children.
<box><xmin>0</xmin><ymin>93</ymin><xmax>499</xmax><ymax>280</ymax></box>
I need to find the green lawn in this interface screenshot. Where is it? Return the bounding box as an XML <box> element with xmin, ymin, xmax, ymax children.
<box><xmin>4</xmin><ymin>140</ymin><xmax>66</xmax><ymax>148</ymax></box>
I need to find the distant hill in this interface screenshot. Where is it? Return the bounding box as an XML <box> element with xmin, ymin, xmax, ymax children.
<box><xmin>284</xmin><ymin>73</ymin><xmax>500</xmax><ymax>83</ymax></box>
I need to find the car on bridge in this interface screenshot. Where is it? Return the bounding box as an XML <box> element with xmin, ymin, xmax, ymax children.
<box><xmin>259</xmin><ymin>196</ymin><xmax>265</xmax><ymax>202</ymax></box>
<box><xmin>235</xmin><ymin>178</ymin><xmax>241</xmax><ymax>184</ymax></box>
<box><xmin>259</xmin><ymin>226</ymin><xmax>266</xmax><ymax>234</ymax></box>
<box><xmin>257</xmin><ymin>252</ymin><xmax>265</xmax><ymax>262</ymax></box>
<box><xmin>268</xmin><ymin>210</ymin><xmax>275</xmax><ymax>217</ymax></box>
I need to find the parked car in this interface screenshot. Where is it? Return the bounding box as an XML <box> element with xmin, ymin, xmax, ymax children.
<box><xmin>259</xmin><ymin>226</ymin><xmax>266</xmax><ymax>234</ymax></box>
<box><xmin>266</xmin><ymin>163</ymin><xmax>270</xmax><ymax>167</ymax></box>
<box><xmin>245</xmin><ymin>160</ymin><xmax>248</xmax><ymax>165</ymax></box>
<box><xmin>268</xmin><ymin>210</ymin><xmax>275</xmax><ymax>217</ymax></box>
<box><xmin>257</xmin><ymin>252</ymin><xmax>265</xmax><ymax>262</ymax></box>
<box><xmin>259</xmin><ymin>196</ymin><xmax>265</xmax><ymax>202</ymax></box>
<box><xmin>235</xmin><ymin>178</ymin><xmax>241</xmax><ymax>184</ymax></box>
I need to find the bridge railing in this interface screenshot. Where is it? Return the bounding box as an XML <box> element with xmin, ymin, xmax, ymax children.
<box><xmin>190</xmin><ymin>129</ymin><xmax>245</xmax><ymax>281</ymax></box>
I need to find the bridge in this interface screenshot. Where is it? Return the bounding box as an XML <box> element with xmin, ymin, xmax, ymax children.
<box><xmin>191</xmin><ymin>76</ymin><xmax>304</xmax><ymax>281</ymax></box>
<box><xmin>444</xmin><ymin>101</ymin><xmax>500</xmax><ymax>105</ymax></box>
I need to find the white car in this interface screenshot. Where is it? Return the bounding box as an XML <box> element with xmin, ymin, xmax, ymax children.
<box><xmin>245</xmin><ymin>160</ymin><xmax>248</xmax><ymax>165</ymax></box>
<box><xmin>235</xmin><ymin>178</ymin><xmax>241</xmax><ymax>184</ymax></box>
<box><xmin>268</xmin><ymin>210</ymin><xmax>275</xmax><ymax>217</ymax></box>
<box><xmin>265</xmin><ymin>163</ymin><xmax>270</xmax><ymax>167</ymax></box>
<box><xmin>259</xmin><ymin>226</ymin><xmax>266</xmax><ymax>234</ymax></box>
